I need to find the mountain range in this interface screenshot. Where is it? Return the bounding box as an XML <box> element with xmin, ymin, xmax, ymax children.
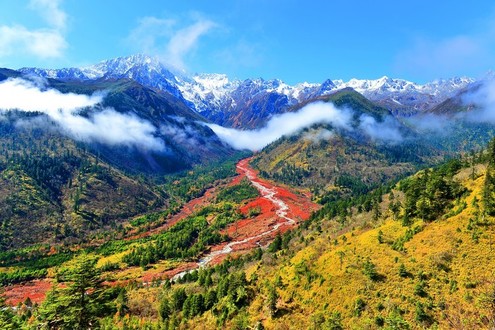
<box><xmin>20</xmin><ymin>54</ymin><xmax>475</xmax><ymax>128</ymax></box>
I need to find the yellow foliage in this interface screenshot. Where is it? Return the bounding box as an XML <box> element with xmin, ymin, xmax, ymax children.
<box><xmin>247</xmin><ymin>164</ymin><xmax>495</xmax><ymax>329</ymax></box>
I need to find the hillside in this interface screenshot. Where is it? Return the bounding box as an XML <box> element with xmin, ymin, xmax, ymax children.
<box><xmin>77</xmin><ymin>144</ymin><xmax>493</xmax><ymax>329</ymax></box>
<box><xmin>405</xmin><ymin>81</ymin><xmax>495</xmax><ymax>153</ymax></box>
<box><xmin>0</xmin><ymin>71</ymin><xmax>239</xmax><ymax>249</ymax></box>
<box><xmin>2</xmin><ymin>141</ymin><xmax>495</xmax><ymax>329</ymax></box>
<box><xmin>252</xmin><ymin>89</ymin><xmax>436</xmax><ymax>194</ymax></box>
<box><xmin>0</xmin><ymin>69</ymin><xmax>235</xmax><ymax>175</ymax></box>
<box><xmin>0</xmin><ymin>121</ymin><xmax>168</xmax><ymax>249</ymax></box>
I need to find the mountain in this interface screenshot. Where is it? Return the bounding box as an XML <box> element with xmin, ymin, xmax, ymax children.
<box><xmin>404</xmin><ymin>77</ymin><xmax>495</xmax><ymax>153</ymax></box>
<box><xmin>334</xmin><ymin>76</ymin><xmax>475</xmax><ymax>116</ymax></box>
<box><xmin>20</xmin><ymin>55</ymin><xmax>474</xmax><ymax>129</ymax></box>
<box><xmin>0</xmin><ymin>68</ymin><xmax>237</xmax><ymax>249</ymax></box>
<box><xmin>233</xmin><ymin>156</ymin><xmax>494</xmax><ymax>329</ymax></box>
<box><xmin>251</xmin><ymin>89</ymin><xmax>438</xmax><ymax>194</ymax></box>
<box><xmin>4</xmin><ymin>69</ymin><xmax>234</xmax><ymax>175</ymax></box>
<box><xmin>0</xmin><ymin>121</ymin><xmax>167</xmax><ymax>249</ymax></box>
<box><xmin>20</xmin><ymin>54</ymin><xmax>185</xmax><ymax>98</ymax></box>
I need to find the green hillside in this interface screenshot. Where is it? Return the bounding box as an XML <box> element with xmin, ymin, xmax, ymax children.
<box><xmin>3</xmin><ymin>141</ymin><xmax>495</xmax><ymax>329</ymax></box>
<box><xmin>252</xmin><ymin>89</ymin><xmax>437</xmax><ymax>195</ymax></box>
<box><xmin>0</xmin><ymin>120</ymin><xmax>167</xmax><ymax>249</ymax></box>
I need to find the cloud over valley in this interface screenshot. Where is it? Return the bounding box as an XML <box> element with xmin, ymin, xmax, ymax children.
<box><xmin>208</xmin><ymin>102</ymin><xmax>403</xmax><ymax>151</ymax></box>
<box><xmin>0</xmin><ymin>78</ymin><xmax>165</xmax><ymax>151</ymax></box>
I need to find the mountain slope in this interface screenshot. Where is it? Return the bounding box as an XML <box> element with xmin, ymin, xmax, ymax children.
<box><xmin>0</xmin><ymin>121</ymin><xmax>166</xmax><ymax>249</ymax></box>
<box><xmin>236</xmin><ymin>157</ymin><xmax>494</xmax><ymax>329</ymax></box>
<box><xmin>335</xmin><ymin>76</ymin><xmax>474</xmax><ymax>116</ymax></box>
<box><xmin>1</xmin><ymin>70</ymin><xmax>235</xmax><ymax>175</ymax></box>
<box><xmin>252</xmin><ymin>89</ymin><xmax>435</xmax><ymax>193</ymax></box>
<box><xmin>0</xmin><ymin>70</ymin><xmax>237</xmax><ymax>249</ymax></box>
<box><xmin>407</xmin><ymin>79</ymin><xmax>495</xmax><ymax>153</ymax></box>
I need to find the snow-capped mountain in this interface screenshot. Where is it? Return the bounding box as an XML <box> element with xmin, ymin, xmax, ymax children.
<box><xmin>333</xmin><ymin>76</ymin><xmax>475</xmax><ymax>115</ymax></box>
<box><xmin>20</xmin><ymin>54</ymin><xmax>188</xmax><ymax>101</ymax></box>
<box><xmin>19</xmin><ymin>54</ymin><xmax>475</xmax><ymax>127</ymax></box>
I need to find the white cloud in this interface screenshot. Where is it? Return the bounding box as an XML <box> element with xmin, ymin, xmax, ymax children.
<box><xmin>302</xmin><ymin>128</ymin><xmax>334</xmax><ymax>143</ymax></box>
<box><xmin>208</xmin><ymin>102</ymin><xmax>404</xmax><ymax>151</ymax></box>
<box><xmin>0</xmin><ymin>25</ymin><xmax>67</xmax><ymax>59</ymax></box>
<box><xmin>127</xmin><ymin>16</ymin><xmax>216</xmax><ymax>71</ymax></box>
<box><xmin>462</xmin><ymin>78</ymin><xmax>495</xmax><ymax>123</ymax></box>
<box><xmin>395</xmin><ymin>35</ymin><xmax>486</xmax><ymax>79</ymax></box>
<box><xmin>394</xmin><ymin>12</ymin><xmax>495</xmax><ymax>80</ymax></box>
<box><xmin>0</xmin><ymin>0</ymin><xmax>68</xmax><ymax>59</ymax></box>
<box><xmin>0</xmin><ymin>78</ymin><xmax>164</xmax><ymax>151</ymax></box>
<box><xmin>358</xmin><ymin>114</ymin><xmax>403</xmax><ymax>143</ymax></box>
<box><xmin>29</xmin><ymin>0</ymin><xmax>67</xmax><ymax>30</ymax></box>
<box><xmin>165</xmin><ymin>20</ymin><xmax>216</xmax><ymax>70</ymax></box>
<box><xmin>207</xmin><ymin>102</ymin><xmax>353</xmax><ymax>151</ymax></box>
<box><xmin>127</xmin><ymin>17</ymin><xmax>175</xmax><ymax>55</ymax></box>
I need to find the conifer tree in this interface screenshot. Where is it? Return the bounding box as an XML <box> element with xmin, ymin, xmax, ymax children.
<box><xmin>38</xmin><ymin>254</ymin><xmax>107</xmax><ymax>329</ymax></box>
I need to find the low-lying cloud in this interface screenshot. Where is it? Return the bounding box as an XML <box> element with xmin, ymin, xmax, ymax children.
<box><xmin>207</xmin><ymin>102</ymin><xmax>402</xmax><ymax>151</ymax></box>
<box><xmin>358</xmin><ymin>115</ymin><xmax>403</xmax><ymax>143</ymax></box>
<box><xmin>0</xmin><ymin>78</ymin><xmax>164</xmax><ymax>151</ymax></box>
<box><xmin>302</xmin><ymin>128</ymin><xmax>334</xmax><ymax>143</ymax></box>
<box><xmin>462</xmin><ymin>79</ymin><xmax>495</xmax><ymax>123</ymax></box>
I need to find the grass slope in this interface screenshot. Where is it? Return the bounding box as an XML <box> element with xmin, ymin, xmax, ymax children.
<box><xmin>239</xmin><ymin>160</ymin><xmax>495</xmax><ymax>329</ymax></box>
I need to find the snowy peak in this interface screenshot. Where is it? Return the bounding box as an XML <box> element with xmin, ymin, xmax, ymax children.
<box><xmin>335</xmin><ymin>76</ymin><xmax>474</xmax><ymax>96</ymax></box>
<box><xmin>19</xmin><ymin>54</ymin><xmax>185</xmax><ymax>97</ymax></box>
<box><xmin>17</xmin><ymin>53</ymin><xmax>476</xmax><ymax>124</ymax></box>
<box><xmin>331</xmin><ymin>76</ymin><xmax>475</xmax><ymax>115</ymax></box>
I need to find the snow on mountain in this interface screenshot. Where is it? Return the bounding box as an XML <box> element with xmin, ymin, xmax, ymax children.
<box><xmin>18</xmin><ymin>54</ymin><xmax>475</xmax><ymax>124</ymax></box>
<box><xmin>333</xmin><ymin>76</ymin><xmax>475</xmax><ymax>115</ymax></box>
<box><xmin>334</xmin><ymin>76</ymin><xmax>474</xmax><ymax>98</ymax></box>
<box><xmin>20</xmin><ymin>54</ymin><xmax>187</xmax><ymax>100</ymax></box>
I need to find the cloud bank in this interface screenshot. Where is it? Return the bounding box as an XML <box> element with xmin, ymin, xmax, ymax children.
<box><xmin>0</xmin><ymin>78</ymin><xmax>164</xmax><ymax>151</ymax></box>
<box><xmin>208</xmin><ymin>102</ymin><xmax>402</xmax><ymax>151</ymax></box>
<box><xmin>0</xmin><ymin>0</ymin><xmax>67</xmax><ymax>59</ymax></box>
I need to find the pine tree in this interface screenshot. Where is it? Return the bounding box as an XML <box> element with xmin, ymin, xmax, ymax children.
<box><xmin>115</xmin><ymin>289</ymin><xmax>129</xmax><ymax>317</ymax></box>
<box><xmin>267</xmin><ymin>284</ymin><xmax>278</xmax><ymax>318</ymax></box>
<box><xmin>268</xmin><ymin>233</ymin><xmax>282</xmax><ymax>253</ymax></box>
<box><xmin>38</xmin><ymin>254</ymin><xmax>107</xmax><ymax>329</ymax></box>
<box><xmin>159</xmin><ymin>297</ymin><xmax>171</xmax><ymax>321</ymax></box>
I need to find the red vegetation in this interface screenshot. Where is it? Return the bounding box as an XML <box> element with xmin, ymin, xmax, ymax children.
<box><xmin>4</xmin><ymin>279</ymin><xmax>53</xmax><ymax>306</ymax></box>
<box><xmin>3</xmin><ymin>157</ymin><xmax>320</xmax><ymax>304</ymax></box>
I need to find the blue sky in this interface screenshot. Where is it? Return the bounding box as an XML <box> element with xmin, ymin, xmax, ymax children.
<box><xmin>1</xmin><ymin>0</ymin><xmax>495</xmax><ymax>84</ymax></box>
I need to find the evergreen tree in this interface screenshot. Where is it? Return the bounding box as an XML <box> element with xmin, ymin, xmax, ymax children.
<box><xmin>115</xmin><ymin>289</ymin><xmax>129</xmax><ymax>317</ymax></box>
<box><xmin>159</xmin><ymin>297</ymin><xmax>171</xmax><ymax>321</ymax></box>
<box><xmin>268</xmin><ymin>233</ymin><xmax>282</xmax><ymax>253</ymax></box>
<box><xmin>267</xmin><ymin>284</ymin><xmax>278</xmax><ymax>318</ymax></box>
<box><xmin>38</xmin><ymin>254</ymin><xmax>107</xmax><ymax>329</ymax></box>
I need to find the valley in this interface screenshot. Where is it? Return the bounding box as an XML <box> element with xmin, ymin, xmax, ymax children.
<box><xmin>2</xmin><ymin>157</ymin><xmax>319</xmax><ymax>306</ymax></box>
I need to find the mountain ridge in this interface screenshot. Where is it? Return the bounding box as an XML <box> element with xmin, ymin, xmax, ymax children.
<box><xmin>19</xmin><ymin>54</ymin><xmax>475</xmax><ymax>128</ymax></box>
